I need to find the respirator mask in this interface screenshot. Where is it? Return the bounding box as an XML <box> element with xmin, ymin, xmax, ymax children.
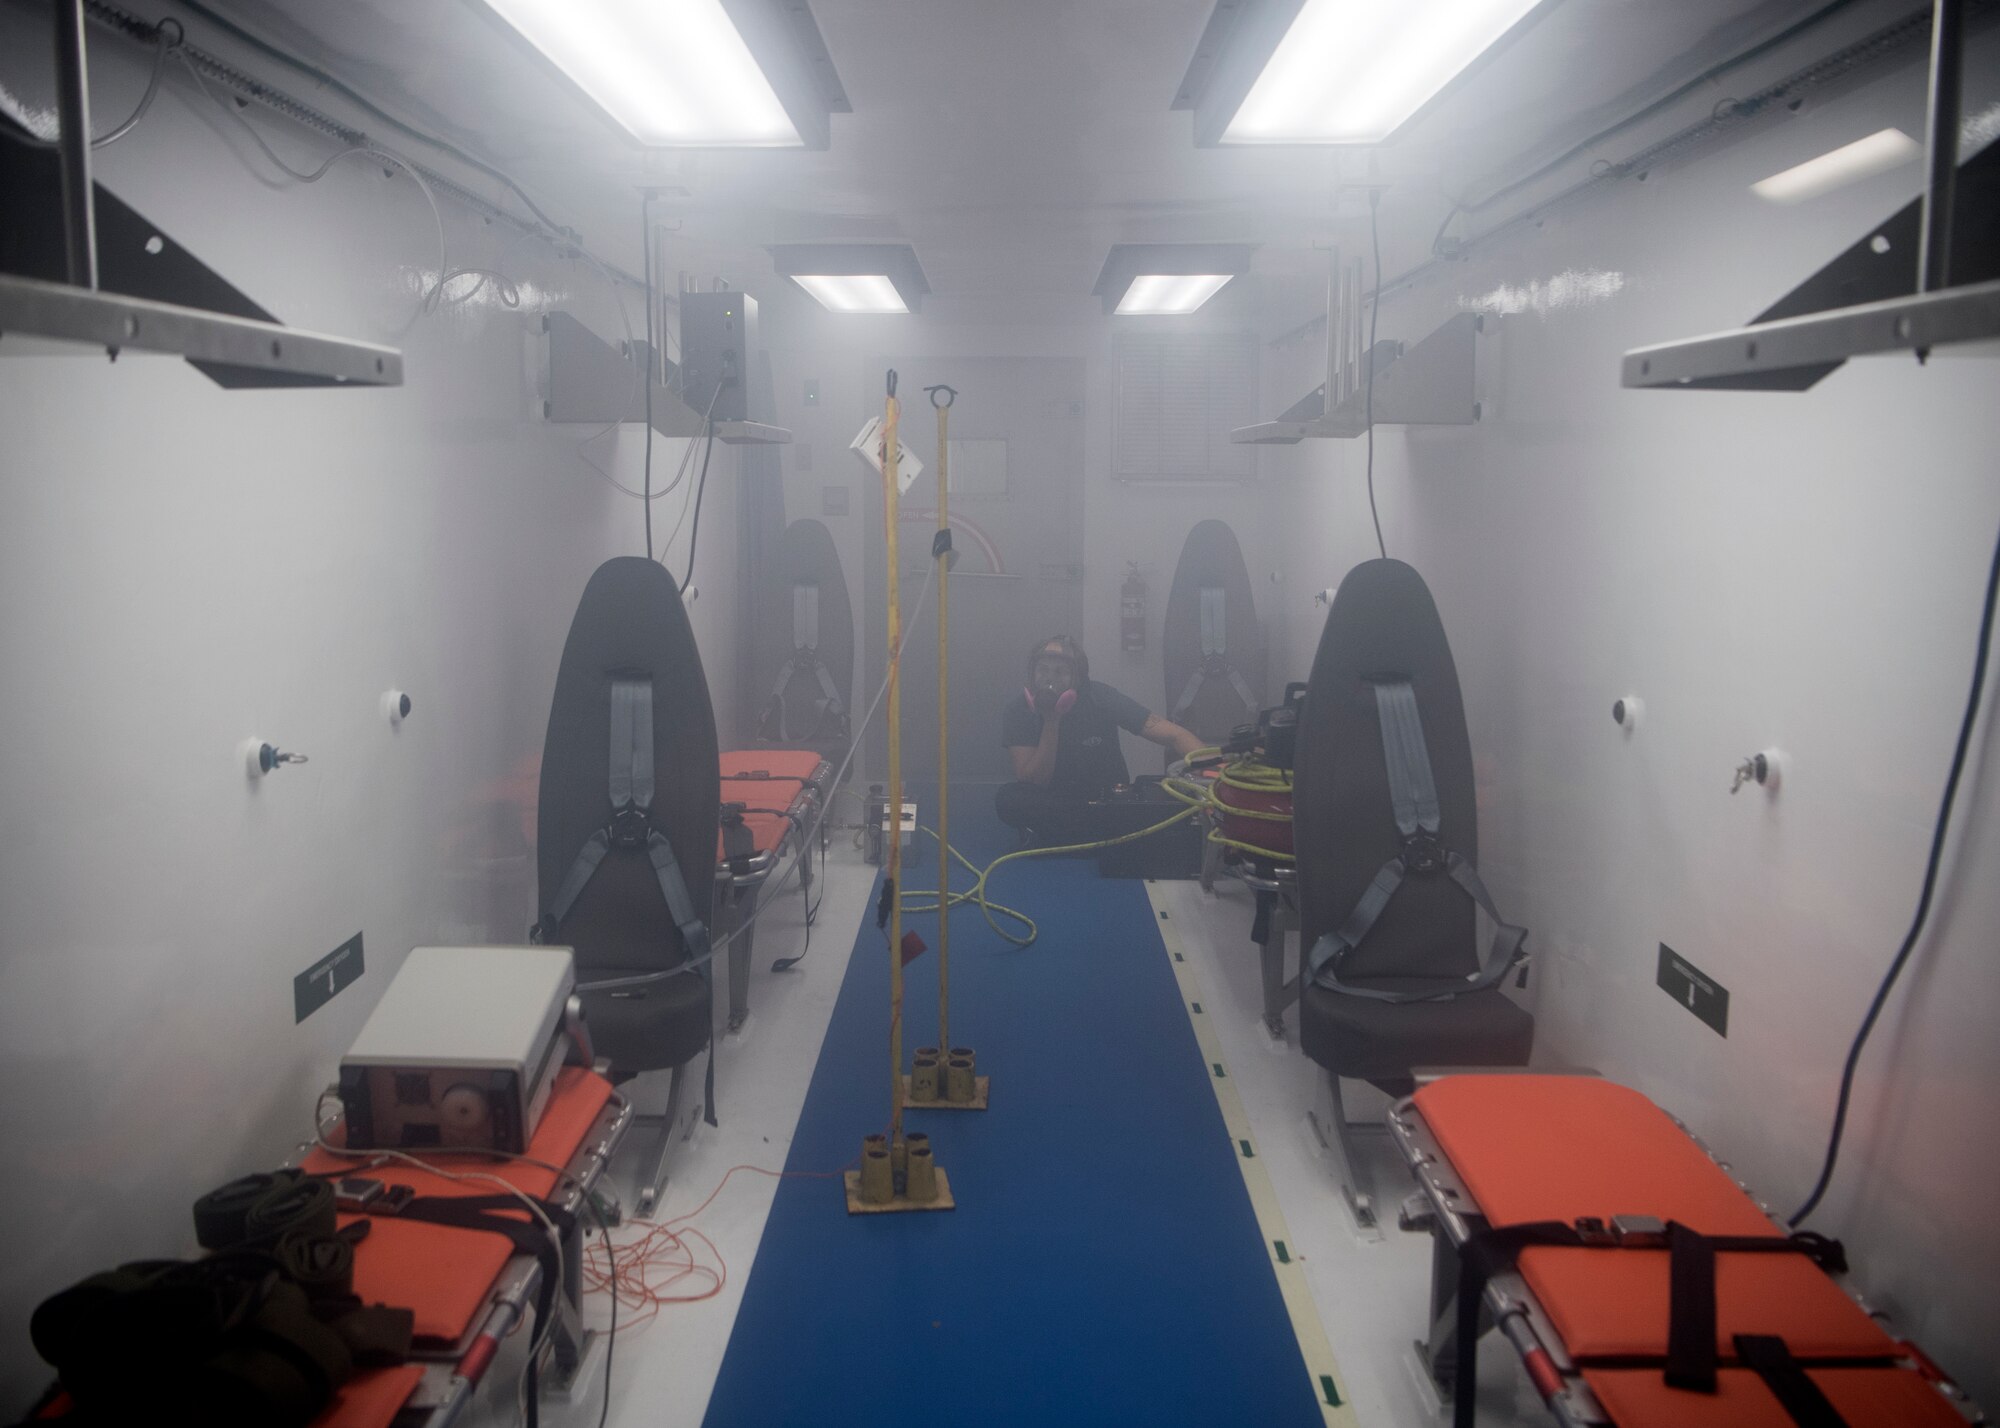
<box><xmin>1024</xmin><ymin>644</ymin><xmax>1081</xmax><ymax>718</ymax></box>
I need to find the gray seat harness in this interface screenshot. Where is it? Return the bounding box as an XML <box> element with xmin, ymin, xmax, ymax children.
<box><xmin>1170</xmin><ymin>586</ymin><xmax>1258</xmax><ymax>728</ymax></box>
<box><xmin>764</xmin><ymin>584</ymin><xmax>847</xmax><ymax>741</ymax></box>
<box><xmin>1304</xmin><ymin>678</ymin><xmax>1528</xmax><ymax>1004</ymax></box>
<box><xmin>538</xmin><ymin>674</ymin><xmax>717</xmax><ymax>1123</ymax></box>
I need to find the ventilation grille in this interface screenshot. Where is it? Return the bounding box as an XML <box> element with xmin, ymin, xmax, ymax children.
<box><xmin>1114</xmin><ymin>333</ymin><xmax>1258</xmax><ymax>483</ymax></box>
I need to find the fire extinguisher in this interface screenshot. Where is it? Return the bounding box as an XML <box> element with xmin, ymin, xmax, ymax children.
<box><xmin>1121</xmin><ymin>562</ymin><xmax>1147</xmax><ymax>652</ymax></box>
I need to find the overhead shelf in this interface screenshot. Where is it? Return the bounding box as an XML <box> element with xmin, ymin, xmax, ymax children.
<box><xmin>3</xmin><ymin>6</ymin><xmax>402</xmax><ymax>390</ymax></box>
<box><xmin>1622</xmin><ymin>280</ymin><xmax>2000</xmax><ymax>391</ymax></box>
<box><xmin>1232</xmin><ymin>312</ymin><xmax>1479</xmax><ymax>444</ymax></box>
<box><xmin>0</xmin><ymin>273</ymin><xmax>402</xmax><ymax>386</ymax></box>
<box><xmin>542</xmin><ymin>312</ymin><xmax>790</xmax><ymax>445</ymax></box>
<box><xmin>1622</xmin><ymin>0</ymin><xmax>1996</xmax><ymax>393</ymax></box>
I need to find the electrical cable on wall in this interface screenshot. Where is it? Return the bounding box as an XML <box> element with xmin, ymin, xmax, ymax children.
<box><xmin>155</xmin><ymin>0</ymin><xmax>588</xmax><ymax>249</ymax></box>
<box><xmin>1365</xmin><ymin>188</ymin><xmax>1387</xmax><ymax>562</ymax></box>
<box><xmin>643</xmin><ymin>194</ymin><xmax>656</xmax><ymax>561</ymax></box>
<box><xmin>7</xmin><ymin>16</ymin><xmax>182</xmax><ymax>148</ymax></box>
<box><xmin>680</xmin><ymin>417</ymin><xmax>719</xmax><ymax>593</ymax></box>
<box><xmin>1789</xmin><ymin>515</ymin><xmax>2000</xmax><ymax>1226</ymax></box>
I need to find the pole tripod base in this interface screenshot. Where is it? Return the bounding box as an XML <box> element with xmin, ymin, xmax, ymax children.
<box><xmin>901</xmin><ymin>1074</ymin><xmax>990</xmax><ymax>1110</ymax></box>
<box><xmin>844</xmin><ymin>1165</ymin><xmax>957</xmax><ymax>1214</ymax></box>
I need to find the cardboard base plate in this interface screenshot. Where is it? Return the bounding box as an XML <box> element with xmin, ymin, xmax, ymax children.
<box><xmin>901</xmin><ymin>1074</ymin><xmax>989</xmax><ymax>1111</ymax></box>
<box><xmin>844</xmin><ymin>1166</ymin><xmax>956</xmax><ymax>1214</ymax></box>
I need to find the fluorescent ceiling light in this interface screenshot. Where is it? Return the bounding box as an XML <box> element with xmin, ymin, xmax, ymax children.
<box><xmin>1115</xmin><ymin>274</ymin><xmax>1234</xmax><ymax>315</ymax></box>
<box><xmin>1751</xmin><ymin>128</ymin><xmax>1920</xmax><ymax>204</ymax></box>
<box><xmin>770</xmin><ymin>245</ymin><xmax>929</xmax><ymax>311</ymax></box>
<box><xmin>481</xmin><ymin>0</ymin><xmax>801</xmax><ymax>146</ymax></box>
<box><xmin>1222</xmin><ymin>0</ymin><xmax>1544</xmax><ymax>144</ymax></box>
<box><xmin>791</xmin><ymin>274</ymin><xmax>909</xmax><ymax>314</ymax></box>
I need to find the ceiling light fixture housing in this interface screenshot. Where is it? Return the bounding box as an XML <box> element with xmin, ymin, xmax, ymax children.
<box><xmin>1092</xmin><ymin>245</ymin><xmax>1255</xmax><ymax>315</ymax></box>
<box><xmin>1173</xmin><ymin>0</ymin><xmax>1551</xmax><ymax>146</ymax></box>
<box><xmin>770</xmin><ymin>245</ymin><xmax>930</xmax><ymax>313</ymax></box>
<box><xmin>472</xmin><ymin>0</ymin><xmax>849</xmax><ymax>149</ymax></box>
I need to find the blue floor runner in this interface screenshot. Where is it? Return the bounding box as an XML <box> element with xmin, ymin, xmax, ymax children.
<box><xmin>702</xmin><ymin>788</ymin><xmax>1322</xmax><ymax>1427</ymax></box>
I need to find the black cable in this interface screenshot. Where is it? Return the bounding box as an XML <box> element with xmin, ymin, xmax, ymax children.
<box><xmin>642</xmin><ymin>195</ymin><xmax>655</xmax><ymax>562</ymax></box>
<box><xmin>1365</xmin><ymin>189</ymin><xmax>1387</xmax><ymax>562</ymax></box>
<box><xmin>1789</xmin><ymin>516</ymin><xmax>2000</xmax><ymax>1227</ymax></box>
<box><xmin>679</xmin><ymin>417</ymin><xmax>718</xmax><ymax>593</ymax></box>
<box><xmin>585</xmin><ymin>1194</ymin><xmax>616</xmax><ymax>1428</ymax></box>
<box><xmin>162</xmin><ymin>0</ymin><xmax>585</xmax><ymax>244</ymax></box>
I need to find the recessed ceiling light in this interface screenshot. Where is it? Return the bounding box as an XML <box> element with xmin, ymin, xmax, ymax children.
<box><xmin>769</xmin><ymin>245</ymin><xmax>930</xmax><ymax>313</ymax></box>
<box><xmin>1091</xmin><ymin>244</ymin><xmax>1255</xmax><ymax>316</ymax></box>
<box><xmin>477</xmin><ymin>0</ymin><xmax>802</xmax><ymax>146</ymax></box>
<box><xmin>1177</xmin><ymin>0</ymin><xmax>1548</xmax><ymax>146</ymax></box>
<box><xmin>1752</xmin><ymin>128</ymin><xmax>1920</xmax><ymax>204</ymax></box>
<box><xmin>790</xmin><ymin>275</ymin><xmax>909</xmax><ymax>314</ymax></box>
<box><xmin>1115</xmin><ymin>274</ymin><xmax>1235</xmax><ymax>315</ymax></box>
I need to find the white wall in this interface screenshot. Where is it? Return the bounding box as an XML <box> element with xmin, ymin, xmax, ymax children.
<box><xmin>759</xmin><ymin>295</ymin><xmax>1281</xmax><ymax>784</ymax></box>
<box><xmin>1261</xmin><ymin>41</ymin><xmax>2000</xmax><ymax>1400</ymax></box>
<box><xmin>0</xmin><ymin>18</ymin><xmax>742</xmax><ymax>1409</ymax></box>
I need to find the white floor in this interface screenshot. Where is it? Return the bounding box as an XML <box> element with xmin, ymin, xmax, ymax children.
<box><xmin>488</xmin><ymin>833</ymin><xmax>1548</xmax><ymax>1428</ymax></box>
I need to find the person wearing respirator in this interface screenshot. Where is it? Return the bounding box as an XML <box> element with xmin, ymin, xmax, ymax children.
<box><xmin>997</xmin><ymin>635</ymin><xmax>1202</xmax><ymax>844</ymax></box>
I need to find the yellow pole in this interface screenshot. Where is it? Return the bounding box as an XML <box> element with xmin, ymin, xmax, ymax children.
<box><xmin>883</xmin><ymin>373</ymin><xmax>905</xmax><ymax>1142</ymax></box>
<box><xmin>931</xmin><ymin>387</ymin><xmax>954</xmax><ymax>1051</ymax></box>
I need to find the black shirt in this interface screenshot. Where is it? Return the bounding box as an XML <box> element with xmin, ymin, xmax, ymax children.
<box><xmin>1000</xmin><ymin>679</ymin><xmax>1152</xmax><ymax>798</ymax></box>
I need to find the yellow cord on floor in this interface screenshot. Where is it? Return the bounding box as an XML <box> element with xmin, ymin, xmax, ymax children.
<box><xmin>1161</xmin><ymin>749</ymin><xmax>1297</xmax><ymax>864</ymax></box>
<box><xmin>898</xmin><ymin>804</ymin><xmax>1203</xmax><ymax>948</ymax></box>
<box><xmin>895</xmin><ymin>747</ymin><xmax>1298</xmax><ymax>948</ymax></box>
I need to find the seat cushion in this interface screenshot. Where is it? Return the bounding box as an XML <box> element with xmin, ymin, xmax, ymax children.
<box><xmin>1582</xmin><ymin>1366</ymin><xmax>1966</xmax><ymax>1428</ymax></box>
<box><xmin>1300</xmin><ymin>982</ymin><xmax>1533</xmax><ymax>1081</ymax></box>
<box><xmin>580</xmin><ymin>974</ymin><xmax>710</xmax><ymax>1077</ymax></box>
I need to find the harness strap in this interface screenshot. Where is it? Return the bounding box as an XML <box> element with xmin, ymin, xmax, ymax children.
<box><xmin>1170</xmin><ymin>660</ymin><xmax>1259</xmax><ymax>727</ymax></box>
<box><xmin>541</xmin><ymin>676</ymin><xmax>720</xmax><ymax>1126</ymax></box>
<box><xmin>609</xmin><ymin>676</ymin><xmax>653</xmax><ymax>811</ymax></box>
<box><xmin>1451</xmin><ymin>1220</ymin><xmax>1853</xmax><ymax>1428</ymax></box>
<box><xmin>545</xmin><ymin>830</ymin><xmax>609</xmax><ymax>928</ymax></box>
<box><xmin>793</xmin><ymin>582</ymin><xmax>819</xmax><ymax>652</ymax></box>
<box><xmin>1305</xmin><ymin>680</ymin><xmax>1527</xmax><ymax>1004</ymax></box>
<box><xmin>1375</xmin><ymin>678</ymin><xmax>1440</xmax><ymax>836</ymax></box>
<box><xmin>1737</xmin><ymin>1335</ymin><xmax>1851</xmax><ymax>1428</ymax></box>
<box><xmin>1198</xmin><ymin>586</ymin><xmax>1226</xmax><ymax>657</ymax></box>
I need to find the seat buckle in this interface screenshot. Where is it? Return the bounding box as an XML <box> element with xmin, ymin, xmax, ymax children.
<box><xmin>1400</xmin><ymin>831</ymin><xmax>1446</xmax><ymax>876</ymax></box>
<box><xmin>610</xmin><ymin>805</ymin><xmax>650</xmax><ymax>849</ymax></box>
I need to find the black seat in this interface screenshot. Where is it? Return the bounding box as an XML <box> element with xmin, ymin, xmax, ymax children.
<box><xmin>1292</xmin><ymin>559</ymin><xmax>1533</xmax><ymax>1225</ymax></box>
<box><xmin>536</xmin><ymin>557</ymin><xmax>719</xmax><ymax>1216</ymax></box>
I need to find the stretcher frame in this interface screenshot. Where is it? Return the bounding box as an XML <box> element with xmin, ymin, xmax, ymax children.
<box><xmin>715</xmin><ymin>756</ymin><xmax>834</xmax><ymax>1031</ymax></box>
<box><xmin>1385</xmin><ymin>1083</ymin><xmax>1982</xmax><ymax>1427</ymax></box>
<box><xmin>293</xmin><ymin>1085</ymin><xmax>631</xmax><ymax>1428</ymax></box>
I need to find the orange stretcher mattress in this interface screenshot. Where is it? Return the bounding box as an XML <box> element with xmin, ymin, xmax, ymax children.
<box><xmin>1582</xmin><ymin>1366</ymin><xmax>1967</xmax><ymax>1428</ymax></box>
<box><xmin>315</xmin><ymin>1364</ymin><xmax>428</xmax><ymax>1428</ymax></box>
<box><xmin>1411</xmin><ymin>1076</ymin><xmax>1895</xmax><ymax>1362</ymax></box>
<box><xmin>721</xmin><ymin>749</ymin><xmax>825</xmax><ymax>783</ymax></box>
<box><xmin>301</xmin><ymin>1069</ymin><xmax>614</xmax><ymax>1346</ymax></box>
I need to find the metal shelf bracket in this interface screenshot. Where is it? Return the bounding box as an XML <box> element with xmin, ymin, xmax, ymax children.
<box><xmin>542</xmin><ymin>311</ymin><xmax>791</xmax><ymax>445</ymax></box>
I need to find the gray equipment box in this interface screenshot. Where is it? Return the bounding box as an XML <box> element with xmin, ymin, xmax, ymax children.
<box><xmin>680</xmin><ymin>290</ymin><xmax>757</xmax><ymax>422</ymax></box>
<box><xmin>338</xmin><ymin>945</ymin><xmax>575</xmax><ymax>1153</ymax></box>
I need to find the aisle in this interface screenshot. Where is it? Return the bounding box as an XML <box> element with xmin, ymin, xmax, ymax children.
<box><xmin>702</xmin><ymin>792</ymin><xmax>1332</xmax><ymax>1427</ymax></box>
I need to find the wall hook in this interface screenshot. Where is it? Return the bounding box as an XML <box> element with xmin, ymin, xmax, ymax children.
<box><xmin>245</xmin><ymin>739</ymin><xmax>309</xmax><ymax>777</ymax></box>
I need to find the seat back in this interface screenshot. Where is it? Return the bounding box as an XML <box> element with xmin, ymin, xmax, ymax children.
<box><xmin>756</xmin><ymin>519</ymin><xmax>853</xmax><ymax>748</ymax></box>
<box><xmin>1294</xmin><ymin>559</ymin><xmax>1477</xmax><ymax>982</ymax></box>
<box><xmin>1163</xmin><ymin>519</ymin><xmax>1265</xmax><ymax>746</ymax></box>
<box><xmin>537</xmin><ymin>557</ymin><xmax>719</xmax><ymax>978</ymax></box>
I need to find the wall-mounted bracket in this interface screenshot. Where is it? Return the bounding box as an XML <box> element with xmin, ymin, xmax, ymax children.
<box><xmin>1231</xmin><ymin>313</ymin><xmax>1479</xmax><ymax>444</ymax></box>
<box><xmin>1622</xmin><ymin>0</ymin><xmax>1998</xmax><ymax>392</ymax></box>
<box><xmin>542</xmin><ymin>311</ymin><xmax>790</xmax><ymax>445</ymax></box>
<box><xmin>0</xmin><ymin>5</ymin><xmax>401</xmax><ymax>388</ymax></box>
